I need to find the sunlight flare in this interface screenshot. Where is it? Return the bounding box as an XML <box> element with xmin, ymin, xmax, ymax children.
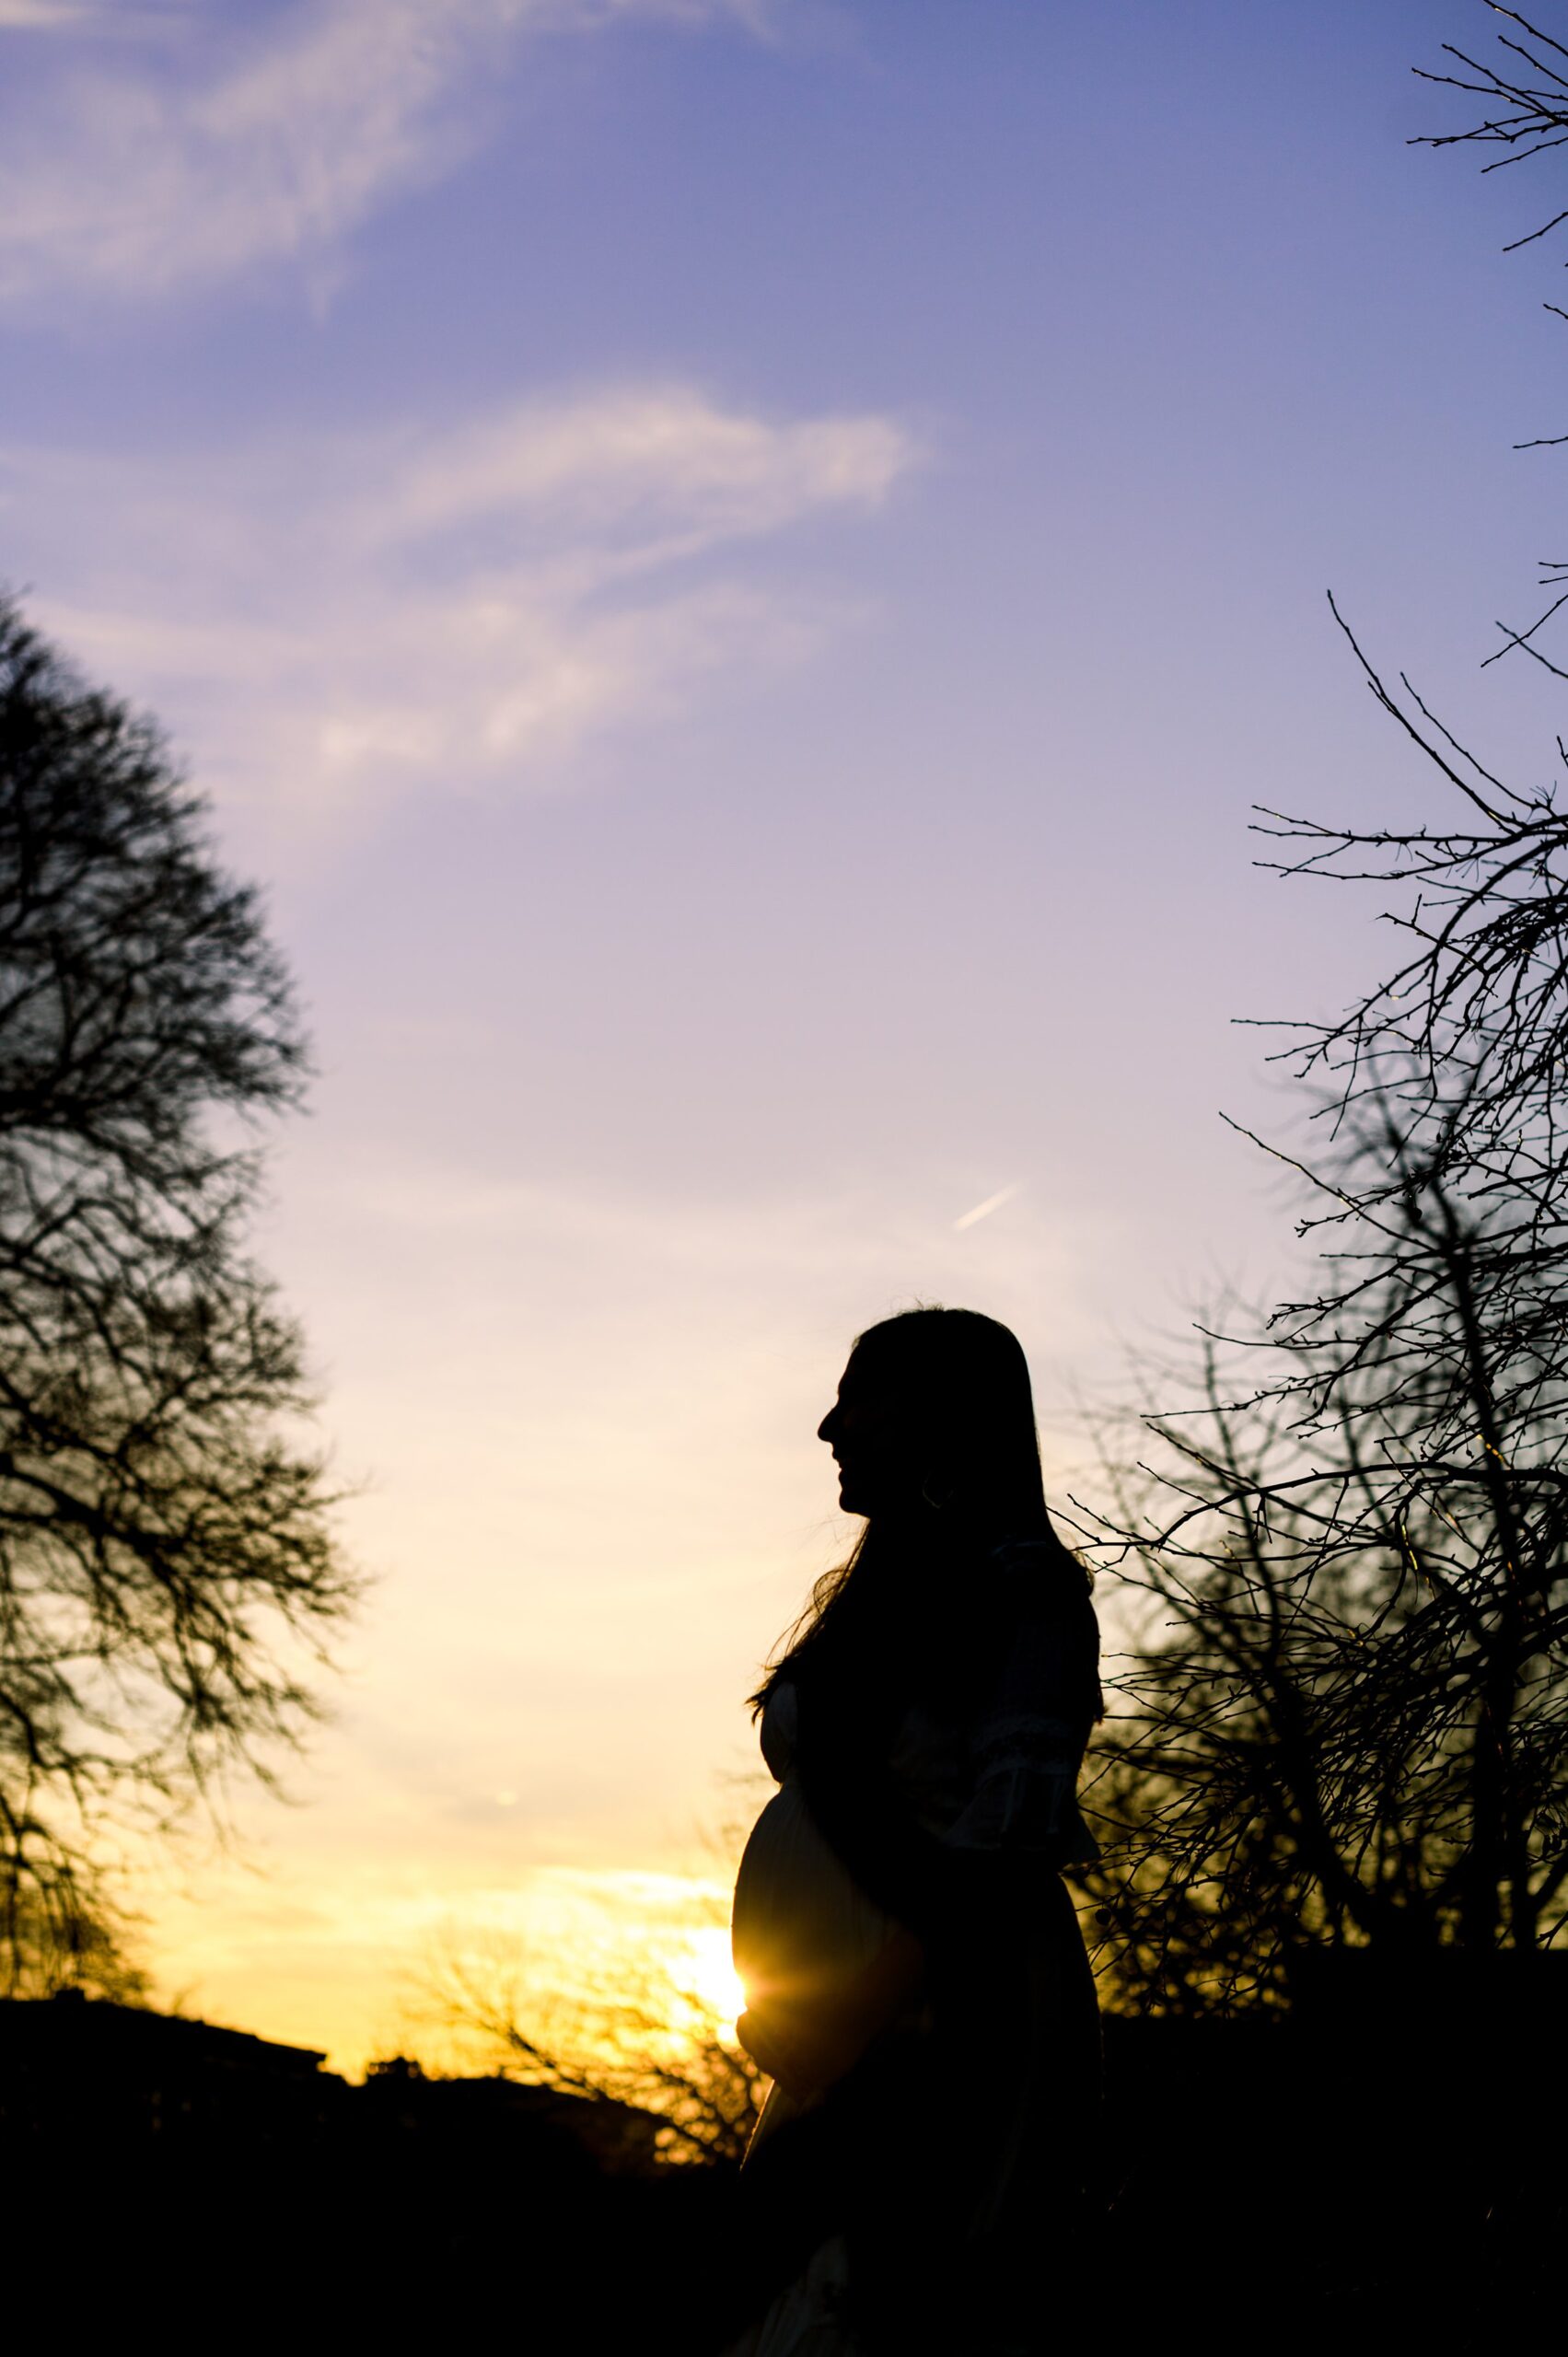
<box><xmin>680</xmin><ymin>1923</ymin><xmax>747</xmax><ymax>2038</ymax></box>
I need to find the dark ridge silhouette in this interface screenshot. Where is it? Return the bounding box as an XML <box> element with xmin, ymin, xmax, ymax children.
<box><xmin>4</xmin><ymin>1989</ymin><xmax>743</xmax><ymax>2341</ymax></box>
<box><xmin>8</xmin><ymin>1971</ymin><xmax>1563</xmax><ymax>2346</ymax></box>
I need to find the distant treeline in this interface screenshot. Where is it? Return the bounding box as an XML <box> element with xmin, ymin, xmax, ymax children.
<box><xmin>8</xmin><ymin>1971</ymin><xmax>1561</xmax><ymax>2344</ymax></box>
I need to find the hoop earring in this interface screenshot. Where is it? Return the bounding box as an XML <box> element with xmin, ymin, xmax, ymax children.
<box><xmin>921</xmin><ymin>1475</ymin><xmax>955</xmax><ymax>1512</ymax></box>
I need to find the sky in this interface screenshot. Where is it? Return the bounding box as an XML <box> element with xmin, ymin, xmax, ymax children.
<box><xmin>4</xmin><ymin>0</ymin><xmax>1567</xmax><ymax>2073</ymax></box>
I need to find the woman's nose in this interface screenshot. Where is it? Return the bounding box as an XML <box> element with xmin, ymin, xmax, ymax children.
<box><xmin>817</xmin><ymin>1407</ymin><xmax>836</xmax><ymax>1443</ymax></box>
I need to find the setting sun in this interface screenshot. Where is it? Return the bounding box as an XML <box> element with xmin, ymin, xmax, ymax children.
<box><xmin>681</xmin><ymin>1924</ymin><xmax>747</xmax><ymax>2039</ymax></box>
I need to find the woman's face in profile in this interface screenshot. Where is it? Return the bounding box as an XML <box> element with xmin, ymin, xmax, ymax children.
<box><xmin>818</xmin><ymin>1353</ymin><xmax>920</xmax><ymax>1517</ymax></box>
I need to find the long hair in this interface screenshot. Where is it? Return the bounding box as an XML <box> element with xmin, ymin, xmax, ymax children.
<box><xmin>750</xmin><ymin>1305</ymin><xmax>1087</xmax><ymax>1717</ymax></box>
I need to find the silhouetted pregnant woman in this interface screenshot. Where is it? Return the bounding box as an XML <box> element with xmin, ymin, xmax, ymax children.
<box><xmin>726</xmin><ymin>1307</ymin><xmax>1102</xmax><ymax>2357</ymax></box>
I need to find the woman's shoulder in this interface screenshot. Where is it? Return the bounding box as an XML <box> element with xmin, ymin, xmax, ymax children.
<box><xmin>758</xmin><ymin>1673</ymin><xmax>800</xmax><ymax>1780</ymax></box>
<box><xmin>974</xmin><ymin>1533</ymin><xmax>1101</xmax><ymax>1713</ymax></box>
<box><xmin>984</xmin><ymin>1532</ymin><xmax>1096</xmax><ymax>1614</ymax></box>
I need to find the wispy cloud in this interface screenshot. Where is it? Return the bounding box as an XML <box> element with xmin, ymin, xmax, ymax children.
<box><xmin>0</xmin><ymin>2</ymin><xmax>99</xmax><ymax>26</ymax></box>
<box><xmin>6</xmin><ymin>383</ymin><xmax>916</xmax><ymax>830</ymax></box>
<box><xmin>0</xmin><ymin>0</ymin><xmax>768</xmax><ymax>304</ymax></box>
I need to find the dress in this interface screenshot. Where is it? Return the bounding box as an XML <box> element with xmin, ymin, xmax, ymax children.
<box><xmin>726</xmin><ymin>1536</ymin><xmax>1102</xmax><ymax>2357</ymax></box>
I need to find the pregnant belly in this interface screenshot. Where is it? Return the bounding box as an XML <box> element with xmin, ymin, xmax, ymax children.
<box><xmin>731</xmin><ymin>1774</ymin><xmax>895</xmax><ymax>2012</ymax></box>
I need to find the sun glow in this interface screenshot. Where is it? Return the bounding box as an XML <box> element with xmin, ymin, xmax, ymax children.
<box><xmin>394</xmin><ymin>1871</ymin><xmax>749</xmax><ymax>2085</ymax></box>
<box><xmin>680</xmin><ymin>1923</ymin><xmax>746</xmax><ymax>2038</ymax></box>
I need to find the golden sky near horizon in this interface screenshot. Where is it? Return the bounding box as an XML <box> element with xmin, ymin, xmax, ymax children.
<box><xmin>134</xmin><ymin>1172</ymin><xmax>1120</xmax><ymax>2079</ymax></box>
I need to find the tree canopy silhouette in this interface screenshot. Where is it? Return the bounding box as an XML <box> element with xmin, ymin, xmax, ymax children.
<box><xmin>1076</xmin><ymin>604</ymin><xmax>1568</xmax><ymax>2008</ymax></box>
<box><xmin>1412</xmin><ymin>6</ymin><xmax>1568</xmax><ymax>672</ymax></box>
<box><xmin>0</xmin><ymin>596</ymin><xmax>357</xmax><ymax>1993</ymax></box>
<box><xmin>1078</xmin><ymin>10</ymin><xmax>1568</xmax><ymax>2002</ymax></box>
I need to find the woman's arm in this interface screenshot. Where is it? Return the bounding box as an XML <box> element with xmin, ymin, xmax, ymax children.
<box><xmin>791</xmin><ymin>1590</ymin><xmax>1100</xmax><ymax>1934</ymax></box>
<box><xmin>791</xmin><ymin>1682</ymin><xmax>1010</xmax><ymax>1933</ymax></box>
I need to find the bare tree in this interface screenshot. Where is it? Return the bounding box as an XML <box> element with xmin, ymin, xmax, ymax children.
<box><xmin>1071</xmin><ymin>16</ymin><xmax>1568</xmax><ymax>2011</ymax></box>
<box><xmin>1078</xmin><ymin>607</ymin><xmax>1568</xmax><ymax>2009</ymax></box>
<box><xmin>425</xmin><ymin>1927</ymin><xmax>765</xmax><ymax>2166</ymax></box>
<box><xmin>1413</xmin><ymin>6</ymin><xmax>1568</xmax><ymax>674</ymax></box>
<box><xmin>0</xmin><ymin>597</ymin><xmax>358</xmax><ymax>1993</ymax></box>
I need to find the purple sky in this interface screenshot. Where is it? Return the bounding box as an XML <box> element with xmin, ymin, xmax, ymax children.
<box><xmin>4</xmin><ymin>0</ymin><xmax>1563</xmax><ymax>2066</ymax></box>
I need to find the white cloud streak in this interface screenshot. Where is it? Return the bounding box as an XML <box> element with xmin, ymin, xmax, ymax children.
<box><xmin>6</xmin><ymin>383</ymin><xmax>916</xmax><ymax>830</ymax></box>
<box><xmin>953</xmin><ymin>1182</ymin><xmax>1020</xmax><ymax>1232</ymax></box>
<box><xmin>0</xmin><ymin>0</ymin><xmax>768</xmax><ymax>303</ymax></box>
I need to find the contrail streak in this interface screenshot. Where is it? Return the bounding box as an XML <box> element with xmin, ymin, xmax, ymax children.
<box><xmin>953</xmin><ymin>1182</ymin><xmax>1019</xmax><ymax>1232</ymax></box>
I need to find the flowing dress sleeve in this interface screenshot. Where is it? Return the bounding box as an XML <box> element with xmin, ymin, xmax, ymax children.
<box><xmin>939</xmin><ymin>1552</ymin><xmax>1101</xmax><ymax>1866</ymax></box>
<box><xmin>791</xmin><ymin>1538</ymin><xmax>1101</xmax><ymax>1934</ymax></box>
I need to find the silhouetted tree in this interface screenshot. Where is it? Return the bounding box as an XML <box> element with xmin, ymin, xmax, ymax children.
<box><xmin>0</xmin><ymin>597</ymin><xmax>357</xmax><ymax>1994</ymax></box>
<box><xmin>2</xmin><ymin>1867</ymin><xmax>149</xmax><ymax>2003</ymax></box>
<box><xmin>1072</xmin><ymin>5</ymin><xmax>1568</xmax><ymax>2020</ymax></box>
<box><xmin>1414</xmin><ymin>6</ymin><xmax>1568</xmax><ymax>673</ymax></box>
<box><xmin>426</xmin><ymin>1927</ymin><xmax>765</xmax><ymax>2165</ymax></box>
<box><xmin>1080</xmin><ymin>614</ymin><xmax>1568</xmax><ymax>2009</ymax></box>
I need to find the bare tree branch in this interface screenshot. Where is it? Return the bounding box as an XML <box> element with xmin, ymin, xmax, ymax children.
<box><xmin>0</xmin><ymin>595</ymin><xmax>359</xmax><ymax>1992</ymax></box>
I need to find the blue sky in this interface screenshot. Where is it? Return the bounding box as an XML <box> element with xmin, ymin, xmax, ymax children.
<box><xmin>4</xmin><ymin>0</ymin><xmax>1565</xmax><ymax>2065</ymax></box>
